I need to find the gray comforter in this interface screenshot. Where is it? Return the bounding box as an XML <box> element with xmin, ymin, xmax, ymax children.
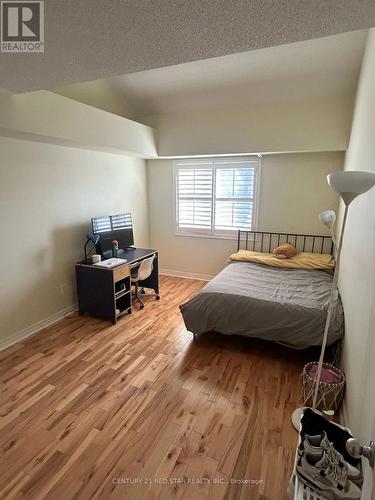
<box><xmin>180</xmin><ymin>261</ymin><xmax>344</xmax><ymax>349</ymax></box>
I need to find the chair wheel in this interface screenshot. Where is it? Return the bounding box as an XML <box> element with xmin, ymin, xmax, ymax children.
<box><xmin>140</xmin><ymin>305</ymin><xmax>144</xmax><ymax>309</ymax></box>
<box><xmin>156</xmin><ymin>295</ymin><xmax>160</xmax><ymax>300</ymax></box>
<box><xmin>140</xmin><ymin>289</ymin><xmax>145</xmax><ymax>294</ymax></box>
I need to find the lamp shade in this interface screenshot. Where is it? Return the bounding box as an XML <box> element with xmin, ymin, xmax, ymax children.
<box><xmin>319</xmin><ymin>210</ymin><xmax>336</xmax><ymax>230</ymax></box>
<box><xmin>86</xmin><ymin>233</ymin><xmax>100</xmax><ymax>245</ymax></box>
<box><xmin>327</xmin><ymin>171</ymin><xmax>375</xmax><ymax>205</ymax></box>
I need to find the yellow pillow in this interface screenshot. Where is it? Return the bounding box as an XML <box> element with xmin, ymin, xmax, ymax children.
<box><xmin>229</xmin><ymin>250</ymin><xmax>335</xmax><ymax>270</ymax></box>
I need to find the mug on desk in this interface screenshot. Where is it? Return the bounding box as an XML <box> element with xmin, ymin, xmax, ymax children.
<box><xmin>92</xmin><ymin>254</ymin><xmax>101</xmax><ymax>264</ymax></box>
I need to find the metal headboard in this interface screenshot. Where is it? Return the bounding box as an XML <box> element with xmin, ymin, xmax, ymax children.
<box><xmin>237</xmin><ymin>230</ymin><xmax>334</xmax><ymax>255</ymax></box>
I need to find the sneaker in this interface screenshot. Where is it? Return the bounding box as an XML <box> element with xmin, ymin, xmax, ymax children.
<box><xmin>296</xmin><ymin>450</ymin><xmax>361</xmax><ymax>500</ymax></box>
<box><xmin>300</xmin><ymin>409</ymin><xmax>360</xmax><ymax>468</ymax></box>
<box><xmin>304</xmin><ymin>432</ymin><xmax>362</xmax><ymax>483</ymax></box>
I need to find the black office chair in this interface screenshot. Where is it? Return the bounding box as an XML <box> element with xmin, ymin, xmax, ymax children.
<box><xmin>130</xmin><ymin>255</ymin><xmax>160</xmax><ymax>309</ymax></box>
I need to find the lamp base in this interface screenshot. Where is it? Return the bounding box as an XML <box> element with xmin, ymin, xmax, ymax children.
<box><xmin>291</xmin><ymin>407</ymin><xmax>336</xmax><ymax>431</ymax></box>
<box><xmin>291</xmin><ymin>407</ymin><xmax>308</xmax><ymax>431</ymax></box>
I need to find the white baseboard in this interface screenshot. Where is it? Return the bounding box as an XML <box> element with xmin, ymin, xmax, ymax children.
<box><xmin>160</xmin><ymin>268</ymin><xmax>212</xmax><ymax>281</ymax></box>
<box><xmin>0</xmin><ymin>304</ymin><xmax>78</xmax><ymax>352</ymax></box>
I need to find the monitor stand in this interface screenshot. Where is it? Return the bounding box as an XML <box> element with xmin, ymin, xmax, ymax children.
<box><xmin>102</xmin><ymin>247</ymin><xmax>135</xmax><ymax>260</ymax></box>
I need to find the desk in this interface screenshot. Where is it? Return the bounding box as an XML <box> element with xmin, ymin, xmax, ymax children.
<box><xmin>75</xmin><ymin>248</ymin><xmax>159</xmax><ymax>324</ymax></box>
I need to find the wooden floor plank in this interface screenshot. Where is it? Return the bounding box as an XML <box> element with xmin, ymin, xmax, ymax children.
<box><xmin>0</xmin><ymin>275</ymin><xmax>312</xmax><ymax>499</ymax></box>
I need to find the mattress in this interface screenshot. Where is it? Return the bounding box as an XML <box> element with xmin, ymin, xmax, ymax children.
<box><xmin>179</xmin><ymin>261</ymin><xmax>344</xmax><ymax>349</ymax></box>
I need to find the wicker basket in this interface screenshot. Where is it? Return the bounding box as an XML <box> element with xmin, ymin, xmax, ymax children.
<box><xmin>302</xmin><ymin>362</ymin><xmax>345</xmax><ymax>412</ymax></box>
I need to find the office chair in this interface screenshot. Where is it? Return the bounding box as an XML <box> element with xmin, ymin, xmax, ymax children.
<box><xmin>130</xmin><ymin>255</ymin><xmax>159</xmax><ymax>309</ymax></box>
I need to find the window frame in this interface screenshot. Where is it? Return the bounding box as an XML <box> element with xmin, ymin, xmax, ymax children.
<box><xmin>173</xmin><ymin>156</ymin><xmax>261</xmax><ymax>239</ymax></box>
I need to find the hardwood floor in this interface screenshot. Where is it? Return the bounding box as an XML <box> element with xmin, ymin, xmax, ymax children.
<box><xmin>0</xmin><ymin>275</ymin><xmax>311</xmax><ymax>500</ymax></box>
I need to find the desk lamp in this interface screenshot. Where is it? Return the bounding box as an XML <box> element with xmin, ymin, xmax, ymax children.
<box><xmin>84</xmin><ymin>233</ymin><xmax>100</xmax><ymax>264</ymax></box>
<box><xmin>292</xmin><ymin>170</ymin><xmax>375</xmax><ymax>430</ymax></box>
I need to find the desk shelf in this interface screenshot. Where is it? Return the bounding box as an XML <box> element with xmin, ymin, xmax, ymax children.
<box><xmin>115</xmin><ymin>279</ymin><xmax>131</xmax><ymax>299</ymax></box>
<box><xmin>115</xmin><ymin>289</ymin><xmax>131</xmax><ymax>300</ymax></box>
<box><xmin>116</xmin><ymin>292</ymin><xmax>132</xmax><ymax>317</ymax></box>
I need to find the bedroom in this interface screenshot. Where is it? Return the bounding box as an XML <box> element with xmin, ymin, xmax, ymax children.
<box><xmin>0</xmin><ymin>3</ymin><xmax>375</xmax><ymax>499</ymax></box>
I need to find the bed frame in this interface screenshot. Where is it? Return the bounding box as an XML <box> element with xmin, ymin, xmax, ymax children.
<box><xmin>237</xmin><ymin>230</ymin><xmax>334</xmax><ymax>255</ymax></box>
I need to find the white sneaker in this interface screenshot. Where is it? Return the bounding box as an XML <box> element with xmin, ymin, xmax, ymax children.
<box><xmin>304</xmin><ymin>432</ymin><xmax>362</xmax><ymax>483</ymax></box>
<box><xmin>296</xmin><ymin>450</ymin><xmax>361</xmax><ymax>500</ymax></box>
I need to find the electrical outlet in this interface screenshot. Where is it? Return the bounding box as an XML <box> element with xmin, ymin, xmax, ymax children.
<box><xmin>60</xmin><ymin>283</ymin><xmax>68</xmax><ymax>295</ymax></box>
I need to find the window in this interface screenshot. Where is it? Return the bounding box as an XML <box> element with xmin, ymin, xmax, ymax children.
<box><xmin>174</xmin><ymin>157</ymin><xmax>260</xmax><ymax>237</ymax></box>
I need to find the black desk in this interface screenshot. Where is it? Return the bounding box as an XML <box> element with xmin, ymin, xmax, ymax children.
<box><xmin>118</xmin><ymin>248</ymin><xmax>159</xmax><ymax>295</ymax></box>
<box><xmin>75</xmin><ymin>248</ymin><xmax>159</xmax><ymax>324</ymax></box>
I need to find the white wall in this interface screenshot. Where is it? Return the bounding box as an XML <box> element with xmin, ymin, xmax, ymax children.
<box><xmin>0</xmin><ymin>91</ymin><xmax>157</xmax><ymax>158</ymax></box>
<box><xmin>0</xmin><ymin>137</ymin><xmax>149</xmax><ymax>346</ymax></box>
<box><xmin>54</xmin><ymin>79</ymin><xmax>133</xmax><ymax>119</ymax></box>
<box><xmin>338</xmin><ymin>29</ymin><xmax>375</xmax><ymax>498</ymax></box>
<box><xmin>144</xmin><ymin>95</ymin><xmax>354</xmax><ymax>156</ymax></box>
<box><xmin>147</xmin><ymin>152</ymin><xmax>343</xmax><ymax>277</ymax></box>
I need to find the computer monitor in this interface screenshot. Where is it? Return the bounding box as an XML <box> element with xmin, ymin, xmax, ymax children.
<box><xmin>91</xmin><ymin>213</ymin><xmax>134</xmax><ymax>257</ymax></box>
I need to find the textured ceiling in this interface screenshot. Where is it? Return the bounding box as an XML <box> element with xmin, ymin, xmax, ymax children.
<box><xmin>55</xmin><ymin>30</ymin><xmax>367</xmax><ymax>119</ymax></box>
<box><xmin>0</xmin><ymin>0</ymin><xmax>375</xmax><ymax>93</ymax></box>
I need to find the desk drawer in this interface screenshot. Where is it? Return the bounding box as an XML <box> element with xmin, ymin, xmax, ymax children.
<box><xmin>113</xmin><ymin>264</ymin><xmax>130</xmax><ymax>283</ymax></box>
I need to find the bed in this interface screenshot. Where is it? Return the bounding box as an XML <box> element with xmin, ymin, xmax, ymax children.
<box><xmin>179</xmin><ymin>230</ymin><xmax>344</xmax><ymax>350</ymax></box>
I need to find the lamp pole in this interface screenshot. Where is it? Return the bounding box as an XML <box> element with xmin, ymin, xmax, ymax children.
<box><xmin>312</xmin><ymin>204</ymin><xmax>348</xmax><ymax>409</ymax></box>
<box><xmin>291</xmin><ymin>170</ymin><xmax>375</xmax><ymax>429</ymax></box>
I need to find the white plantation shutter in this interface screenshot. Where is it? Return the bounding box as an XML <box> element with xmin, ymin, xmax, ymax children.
<box><xmin>214</xmin><ymin>164</ymin><xmax>256</xmax><ymax>231</ymax></box>
<box><xmin>175</xmin><ymin>158</ymin><xmax>260</xmax><ymax>236</ymax></box>
<box><xmin>176</xmin><ymin>166</ymin><xmax>213</xmax><ymax>231</ymax></box>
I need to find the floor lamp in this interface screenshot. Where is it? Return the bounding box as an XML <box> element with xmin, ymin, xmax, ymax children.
<box><xmin>291</xmin><ymin>171</ymin><xmax>375</xmax><ymax>430</ymax></box>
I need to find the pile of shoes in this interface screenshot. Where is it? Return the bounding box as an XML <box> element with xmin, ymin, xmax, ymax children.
<box><xmin>294</xmin><ymin>409</ymin><xmax>363</xmax><ymax>500</ymax></box>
